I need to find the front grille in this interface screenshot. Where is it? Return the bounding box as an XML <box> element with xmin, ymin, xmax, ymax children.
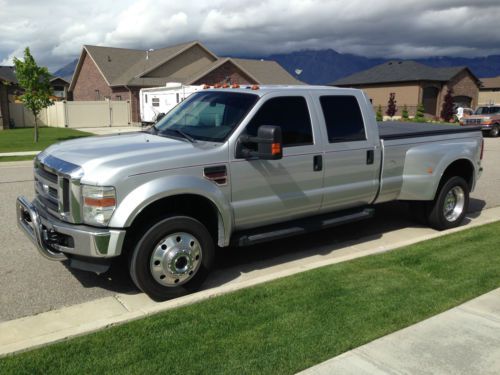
<box><xmin>34</xmin><ymin>161</ymin><xmax>75</xmax><ymax>220</ymax></box>
<box><xmin>34</xmin><ymin>155</ymin><xmax>82</xmax><ymax>223</ymax></box>
<box><xmin>466</xmin><ymin>119</ymin><xmax>482</xmax><ymax>125</ymax></box>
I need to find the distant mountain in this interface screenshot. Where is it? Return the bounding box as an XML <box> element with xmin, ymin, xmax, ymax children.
<box><xmin>251</xmin><ymin>50</ymin><xmax>500</xmax><ymax>84</ymax></box>
<box><xmin>53</xmin><ymin>50</ymin><xmax>500</xmax><ymax>86</ymax></box>
<box><xmin>52</xmin><ymin>58</ymin><xmax>78</xmax><ymax>82</ymax></box>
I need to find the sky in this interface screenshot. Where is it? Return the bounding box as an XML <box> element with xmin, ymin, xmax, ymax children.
<box><xmin>1</xmin><ymin>0</ymin><xmax>500</xmax><ymax>72</ymax></box>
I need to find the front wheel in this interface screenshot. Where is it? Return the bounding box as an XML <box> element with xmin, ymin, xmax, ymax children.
<box><xmin>427</xmin><ymin>176</ymin><xmax>469</xmax><ymax>230</ymax></box>
<box><xmin>129</xmin><ymin>216</ymin><xmax>214</xmax><ymax>301</ymax></box>
<box><xmin>489</xmin><ymin>125</ymin><xmax>499</xmax><ymax>138</ymax></box>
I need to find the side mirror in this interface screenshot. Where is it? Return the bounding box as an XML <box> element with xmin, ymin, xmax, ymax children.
<box><xmin>236</xmin><ymin>125</ymin><xmax>283</xmax><ymax>160</ymax></box>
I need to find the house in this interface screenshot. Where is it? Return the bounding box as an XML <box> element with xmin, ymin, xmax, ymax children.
<box><xmin>331</xmin><ymin>61</ymin><xmax>481</xmax><ymax>117</ymax></box>
<box><xmin>479</xmin><ymin>76</ymin><xmax>500</xmax><ymax>105</ymax></box>
<box><xmin>50</xmin><ymin>77</ymin><xmax>70</xmax><ymax>100</ymax></box>
<box><xmin>0</xmin><ymin>66</ymin><xmax>19</xmax><ymax>130</ymax></box>
<box><xmin>69</xmin><ymin>41</ymin><xmax>301</xmax><ymax>123</ymax></box>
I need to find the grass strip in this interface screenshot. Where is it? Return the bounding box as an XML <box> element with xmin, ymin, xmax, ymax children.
<box><xmin>0</xmin><ymin>127</ymin><xmax>92</xmax><ymax>153</ymax></box>
<box><xmin>0</xmin><ymin>156</ymin><xmax>36</xmax><ymax>162</ymax></box>
<box><xmin>1</xmin><ymin>221</ymin><xmax>500</xmax><ymax>375</ymax></box>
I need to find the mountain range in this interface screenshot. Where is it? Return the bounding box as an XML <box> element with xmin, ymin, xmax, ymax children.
<box><xmin>54</xmin><ymin>49</ymin><xmax>500</xmax><ymax>85</ymax></box>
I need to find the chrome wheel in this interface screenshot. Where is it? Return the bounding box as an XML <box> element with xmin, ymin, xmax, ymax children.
<box><xmin>443</xmin><ymin>186</ymin><xmax>465</xmax><ymax>222</ymax></box>
<box><xmin>150</xmin><ymin>232</ymin><xmax>202</xmax><ymax>287</ymax></box>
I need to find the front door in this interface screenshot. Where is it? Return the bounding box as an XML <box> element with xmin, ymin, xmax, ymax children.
<box><xmin>230</xmin><ymin>94</ymin><xmax>324</xmax><ymax>229</ymax></box>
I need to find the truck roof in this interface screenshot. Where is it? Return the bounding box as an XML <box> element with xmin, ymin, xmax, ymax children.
<box><xmin>204</xmin><ymin>85</ymin><xmax>360</xmax><ymax>96</ymax></box>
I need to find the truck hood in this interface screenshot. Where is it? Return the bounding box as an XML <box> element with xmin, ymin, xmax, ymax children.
<box><xmin>41</xmin><ymin>132</ymin><xmax>224</xmax><ymax>183</ymax></box>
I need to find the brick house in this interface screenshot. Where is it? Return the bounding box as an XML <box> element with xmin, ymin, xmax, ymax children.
<box><xmin>69</xmin><ymin>41</ymin><xmax>301</xmax><ymax>123</ymax></box>
<box><xmin>0</xmin><ymin>66</ymin><xmax>19</xmax><ymax>130</ymax></box>
<box><xmin>479</xmin><ymin>76</ymin><xmax>500</xmax><ymax>105</ymax></box>
<box><xmin>331</xmin><ymin>61</ymin><xmax>481</xmax><ymax>117</ymax></box>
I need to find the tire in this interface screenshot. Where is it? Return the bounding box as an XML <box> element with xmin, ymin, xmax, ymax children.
<box><xmin>489</xmin><ymin>125</ymin><xmax>499</xmax><ymax>138</ymax></box>
<box><xmin>129</xmin><ymin>216</ymin><xmax>215</xmax><ymax>301</ymax></box>
<box><xmin>427</xmin><ymin>176</ymin><xmax>469</xmax><ymax>230</ymax></box>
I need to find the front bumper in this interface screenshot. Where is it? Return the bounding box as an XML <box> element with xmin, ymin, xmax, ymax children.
<box><xmin>16</xmin><ymin>196</ymin><xmax>126</xmax><ymax>261</ymax></box>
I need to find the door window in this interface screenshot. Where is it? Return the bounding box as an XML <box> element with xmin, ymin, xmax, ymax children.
<box><xmin>246</xmin><ymin>96</ymin><xmax>313</xmax><ymax>147</ymax></box>
<box><xmin>320</xmin><ymin>96</ymin><xmax>366</xmax><ymax>143</ymax></box>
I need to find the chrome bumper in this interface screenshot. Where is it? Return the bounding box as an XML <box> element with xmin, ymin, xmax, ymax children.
<box><xmin>16</xmin><ymin>196</ymin><xmax>126</xmax><ymax>260</ymax></box>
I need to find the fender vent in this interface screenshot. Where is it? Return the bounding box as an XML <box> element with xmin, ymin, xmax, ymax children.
<box><xmin>204</xmin><ymin>165</ymin><xmax>227</xmax><ymax>185</ymax></box>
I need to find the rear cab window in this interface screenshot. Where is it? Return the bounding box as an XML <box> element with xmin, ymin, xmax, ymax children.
<box><xmin>319</xmin><ymin>96</ymin><xmax>366</xmax><ymax>143</ymax></box>
<box><xmin>245</xmin><ymin>96</ymin><xmax>313</xmax><ymax>147</ymax></box>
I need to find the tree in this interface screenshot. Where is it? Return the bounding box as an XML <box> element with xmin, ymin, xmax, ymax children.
<box><xmin>376</xmin><ymin>105</ymin><xmax>383</xmax><ymax>121</ymax></box>
<box><xmin>402</xmin><ymin>105</ymin><xmax>409</xmax><ymax>120</ymax></box>
<box><xmin>415</xmin><ymin>103</ymin><xmax>425</xmax><ymax>122</ymax></box>
<box><xmin>440</xmin><ymin>88</ymin><xmax>454</xmax><ymax>122</ymax></box>
<box><xmin>13</xmin><ymin>47</ymin><xmax>53</xmax><ymax>142</ymax></box>
<box><xmin>386</xmin><ymin>92</ymin><xmax>397</xmax><ymax>118</ymax></box>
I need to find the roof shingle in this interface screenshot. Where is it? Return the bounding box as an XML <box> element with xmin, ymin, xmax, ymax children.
<box><xmin>332</xmin><ymin>60</ymin><xmax>475</xmax><ymax>86</ymax></box>
<box><xmin>0</xmin><ymin>66</ymin><xmax>17</xmax><ymax>83</ymax></box>
<box><xmin>73</xmin><ymin>41</ymin><xmax>299</xmax><ymax>89</ymax></box>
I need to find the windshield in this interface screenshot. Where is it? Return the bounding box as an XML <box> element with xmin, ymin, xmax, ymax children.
<box><xmin>475</xmin><ymin>106</ymin><xmax>500</xmax><ymax>115</ymax></box>
<box><xmin>154</xmin><ymin>91</ymin><xmax>259</xmax><ymax>142</ymax></box>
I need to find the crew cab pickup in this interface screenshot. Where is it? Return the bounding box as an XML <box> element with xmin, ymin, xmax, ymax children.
<box><xmin>460</xmin><ymin>105</ymin><xmax>500</xmax><ymax>137</ymax></box>
<box><xmin>17</xmin><ymin>85</ymin><xmax>484</xmax><ymax>300</ymax></box>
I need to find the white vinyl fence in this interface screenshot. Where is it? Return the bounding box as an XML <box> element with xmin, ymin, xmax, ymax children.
<box><xmin>9</xmin><ymin>100</ymin><xmax>131</xmax><ymax>128</ymax></box>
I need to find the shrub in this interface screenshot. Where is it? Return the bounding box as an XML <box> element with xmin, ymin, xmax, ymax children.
<box><xmin>440</xmin><ymin>88</ymin><xmax>455</xmax><ymax>122</ymax></box>
<box><xmin>376</xmin><ymin>105</ymin><xmax>383</xmax><ymax>121</ymax></box>
<box><xmin>386</xmin><ymin>93</ymin><xmax>397</xmax><ymax>117</ymax></box>
<box><xmin>414</xmin><ymin>103</ymin><xmax>425</xmax><ymax>122</ymax></box>
<box><xmin>402</xmin><ymin>105</ymin><xmax>409</xmax><ymax>120</ymax></box>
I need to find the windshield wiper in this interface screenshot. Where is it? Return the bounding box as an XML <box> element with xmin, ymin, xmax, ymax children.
<box><xmin>172</xmin><ymin>129</ymin><xmax>197</xmax><ymax>143</ymax></box>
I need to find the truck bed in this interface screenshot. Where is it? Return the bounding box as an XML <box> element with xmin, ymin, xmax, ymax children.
<box><xmin>378</xmin><ymin>122</ymin><xmax>481</xmax><ymax>140</ymax></box>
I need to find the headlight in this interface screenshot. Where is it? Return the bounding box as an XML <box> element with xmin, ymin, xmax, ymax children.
<box><xmin>82</xmin><ymin>185</ymin><xmax>116</xmax><ymax>226</ymax></box>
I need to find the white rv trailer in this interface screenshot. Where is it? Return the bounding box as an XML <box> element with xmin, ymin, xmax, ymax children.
<box><xmin>139</xmin><ymin>83</ymin><xmax>203</xmax><ymax>124</ymax></box>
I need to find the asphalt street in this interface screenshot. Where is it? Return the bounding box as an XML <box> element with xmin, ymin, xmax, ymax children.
<box><xmin>0</xmin><ymin>138</ymin><xmax>498</xmax><ymax>322</ymax></box>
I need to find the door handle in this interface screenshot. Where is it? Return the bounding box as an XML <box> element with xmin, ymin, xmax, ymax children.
<box><xmin>366</xmin><ymin>149</ymin><xmax>374</xmax><ymax>165</ymax></box>
<box><xmin>313</xmin><ymin>155</ymin><xmax>323</xmax><ymax>171</ymax></box>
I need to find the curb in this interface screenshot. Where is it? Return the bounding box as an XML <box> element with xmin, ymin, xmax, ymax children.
<box><xmin>1</xmin><ymin>207</ymin><xmax>499</xmax><ymax>358</ymax></box>
<box><xmin>0</xmin><ymin>151</ymin><xmax>39</xmax><ymax>157</ymax></box>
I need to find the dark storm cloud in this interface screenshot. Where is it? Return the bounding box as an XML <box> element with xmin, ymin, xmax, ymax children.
<box><xmin>1</xmin><ymin>0</ymin><xmax>499</xmax><ymax>71</ymax></box>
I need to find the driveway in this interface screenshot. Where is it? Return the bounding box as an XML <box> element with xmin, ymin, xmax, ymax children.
<box><xmin>0</xmin><ymin>139</ymin><xmax>498</xmax><ymax>322</ymax></box>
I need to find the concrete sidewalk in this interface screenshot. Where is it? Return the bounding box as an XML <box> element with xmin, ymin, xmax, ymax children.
<box><xmin>298</xmin><ymin>288</ymin><xmax>500</xmax><ymax>375</ymax></box>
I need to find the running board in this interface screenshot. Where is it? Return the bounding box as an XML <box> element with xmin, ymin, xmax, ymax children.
<box><xmin>234</xmin><ymin>207</ymin><xmax>375</xmax><ymax>247</ymax></box>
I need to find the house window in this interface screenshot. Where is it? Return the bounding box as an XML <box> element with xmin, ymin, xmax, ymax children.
<box><xmin>95</xmin><ymin>90</ymin><xmax>100</xmax><ymax>101</ymax></box>
<box><xmin>152</xmin><ymin>98</ymin><xmax>160</xmax><ymax>107</ymax></box>
<box><xmin>176</xmin><ymin>93</ymin><xmax>180</xmax><ymax>104</ymax></box>
<box><xmin>116</xmin><ymin>95</ymin><xmax>122</xmax><ymax>101</ymax></box>
<box><xmin>145</xmin><ymin>94</ymin><xmax>148</xmax><ymax>103</ymax></box>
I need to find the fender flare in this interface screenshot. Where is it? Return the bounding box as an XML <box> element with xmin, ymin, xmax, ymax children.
<box><xmin>109</xmin><ymin>175</ymin><xmax>233</xmax><ymax>247</ymax></box>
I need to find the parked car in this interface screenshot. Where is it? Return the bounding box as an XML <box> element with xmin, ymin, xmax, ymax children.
<box><xmin>460</xmin><ymin>105</ymin><xmax>500</xmax><ymax>137</ymax></box>
<box><xmin>455</xmin><ymin>107</ymin><xmax>474</xmax><ymax>121</ymax></box>
<box><xmin>17</xmin><ymin>85</ymin><xmax>484</xmax><ymax>300</ymax></box>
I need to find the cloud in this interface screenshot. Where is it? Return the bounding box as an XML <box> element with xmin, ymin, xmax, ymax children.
<box><xmin>0</xmin><ymin>0</ymin><xmax>499</xmax><ymax>71</ymax></box>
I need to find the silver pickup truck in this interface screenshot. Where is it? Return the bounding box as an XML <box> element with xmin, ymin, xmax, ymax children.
<box><xmin>17</xmin><ymin>85</ymin><xmax>483</xmax><ymax>300</ymax></box>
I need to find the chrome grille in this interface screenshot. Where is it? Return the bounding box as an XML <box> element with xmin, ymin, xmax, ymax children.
<box><xmin>34</xmin><ymin>156</ymin><xmax>82</xmax><ymax>223</ymax></box>
<box><xmin>34</xmin><ymin>162</ymin><xmax>63</xmax><ymax>218</ymax></box>
<box><xmin>466</xmin><ymin>119</ymin><xmax>481</xmax><ymax>125</ymax></box>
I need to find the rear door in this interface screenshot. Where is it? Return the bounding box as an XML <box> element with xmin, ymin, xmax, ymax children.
<box><xmin>229</xmin><ymin>93</ymin><xmax>324</xmax><ymax>229</ymax></box>
<box><xmin>311</xmin><ymin>91</ymin><xmax>381</xmax><ymax>212</ymax></box>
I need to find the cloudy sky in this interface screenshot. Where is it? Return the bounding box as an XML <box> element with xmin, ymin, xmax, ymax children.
<box><xmin>1</xmin><ymin>0</ymin><xmax>500</xmax><ymax>71</ymax></box>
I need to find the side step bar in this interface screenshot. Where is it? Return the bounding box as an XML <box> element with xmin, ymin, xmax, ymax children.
<box><xmin>234</xmin><ymin>207</ymin><xmax>375</xmax><ymax>247</ymax></box>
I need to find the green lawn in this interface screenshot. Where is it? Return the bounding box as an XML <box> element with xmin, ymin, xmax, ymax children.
<box><xmin>0</xmin><ymin>127</ymin><xmax>92</xmax><ymax>153</ymax></box>
<box><xmin>1</xmin><ymin>221</ymin><xmax>500</xmax><ymax>375</ymax></box>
